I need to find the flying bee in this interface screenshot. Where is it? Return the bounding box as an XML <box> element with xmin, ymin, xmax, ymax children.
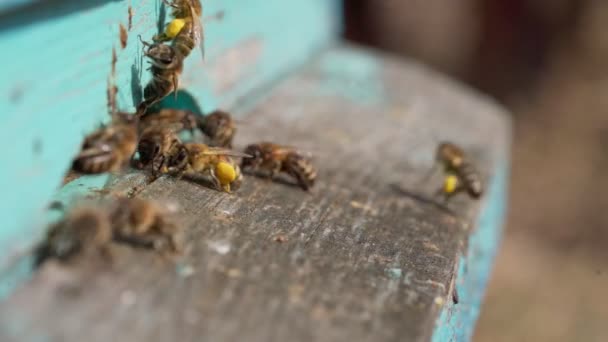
<box><xmin>198</xmin><ymin>110</ymin><xmax>236</xmax><ymax>148</ymax></box>
<box><xmin>138</xmin><ymin>108</ymin><xmax>199</xmax><ymax>134</ymax></box>
<box><xmin>241</xmin><ymin>142</ymin><xmax>317</xmax><ymax>191</ymax></box>
<box><xmin>137</xmin><ymin>39</ymin><xmax>184</xmax><ymax>115</ymax></box>
<box><xmin>154</xmin><ymin>0</ymin><xmax>204</xmax><ymax>59</ymax></box>
<box><xmin>109</xmin><ymin>197</ymin><xmax>181</xmax><ymax>253</ymax></box>
<box><xmin>433</xmin><ymin>142</ymin><xmax>483</xmax><ymax>201</ymax></box>
<box><xmin>136</xmin><ymin>126</ymin><xmax>189</xmax><ymax>180</ymax></box>
<box><xmin>35</xmin><ymin>207</ymin><xmax>113</xmax><ymax>266</ymax></box>
<box><xmin>72</xmin><ymin>113</ymin><xmax>138</xmax><ymax>174</ymax></box>
<box><xmin>182</xmin><ymin>143</ymin><xmax>250</xmax><ymax>193</ymax></box>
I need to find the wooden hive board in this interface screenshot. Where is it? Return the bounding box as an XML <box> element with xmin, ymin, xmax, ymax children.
<box><xmin>0</xmin><ymin>44</ymin><xmax>511</xmax><ymax>342</ymax></box>
<box><xmin>0</xmin><ymin>0</ymin><xmax>340</xmax><ymax>295</ymax></box>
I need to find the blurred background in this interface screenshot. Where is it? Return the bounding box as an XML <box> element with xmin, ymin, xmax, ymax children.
<box><xmin>344</xmin><ymin>0</ymin><xmax>608</xmax><ymax>341</ymax></box>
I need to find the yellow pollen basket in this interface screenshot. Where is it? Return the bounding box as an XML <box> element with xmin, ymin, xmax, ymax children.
<box><xmin>165</xmin><ymin>19</ymin><xmax>186</xmax><ymax>38</ymax></box>
<box><xmin>443</xmin><ymin>174</ymin><xmax>459</xmax><ymax>194</ymax></box>
<box><xmin>216</xmin><ymin>162</ymin><xmax>237</xmax><ymax>185</ymax></box>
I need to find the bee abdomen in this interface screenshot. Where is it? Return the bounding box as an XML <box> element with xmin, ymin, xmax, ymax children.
<box><xmin>284</xmin><ymin>153</ymin><xmax>316</xmax><ymax>191</ymax></box>
<box><xmin>173</xmin><ymin>37</ymin><xmax>195</xmax><ymax>58</ymax></box>
<box><xmin>459</xmin><ymin>163</ymin><xmax>483</xmax><ymax>198</ymax></box>
<box><xmin>72</xmin><ymin>148</ymin><xmax>119</xmax><ymax>174</ymax></box>
<box><xmin>138</xmin><ymin>72</ymin><xmax>176</xmax><ymax>114</ymax></box>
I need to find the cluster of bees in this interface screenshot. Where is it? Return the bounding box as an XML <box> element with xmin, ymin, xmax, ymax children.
<box><xmin>36</xmin><ymin>0</ymin><xmax>319</xmax><ymax>266</ymax></box>
<box><xmin>36</xmin><ymin>1</ymin><xmax>484</xmax><ymax>267</ymax></box>
<box><xmin>36</xmin><ymin>197</ymin><xmax>179</xmax><ymax>266</ymax></box>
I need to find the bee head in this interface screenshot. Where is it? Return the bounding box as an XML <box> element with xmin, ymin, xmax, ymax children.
<box><xmin>144</xmin><ymin>43</ymin><xmax>176</xmax><ymax>66</ymax></box>
<box><xmin>241</xmin><ymin>145</ymin><xmax>262</xmax><ymax>168</ymax></box>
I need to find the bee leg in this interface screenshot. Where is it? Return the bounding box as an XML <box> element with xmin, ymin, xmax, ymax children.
<box><xmin>153</xmin><ymin>33</ymin><xmax>171</xmax><ymax>43</ymax></box>
<box><xmin>145</xmin><ymin>170</ymin><xmax>161</xmax><ymax>184</ymax></box>
<box><xmin>297</xmin><ymin>178</ymin><xmax>311</xmax><ymax>191</ymax></box>
<box><xmin>151</xmin><ymin>154</ymin><xmax>167</xmax><ymax>176</ymax></box>
<box><xmin>138</xmin><ymin>34</ymin><xmax>151</xmax><ymax>46</ymax></box>
<box><xmin>268</xmin><ymin>161</ymin><xmax>282</xmax><ymax>180</ymax></box>
<box><xmin>97</xmin><ymin>245</ymin><xmax>114</xmax><ymax>264</ymax></box>
<box><xmin>230</xmin><ymin>168</ymin><xmax>243</xmax><ymax>191</ymax></box>
<box><xmin>434</xmin><ymin>185</ymin><xmax>463</xmax><ymax>205</ymax></box>
<box><xmin>222</xmin><ymin>184</ymin><xmax>232</xmax><ymax>193</ymax></box>
<box><xmin>208</xmin><ymin>169</ymin><xmax>224</xmax><ymax>192</ymax></box>
<box><xmin>172</xmin><ymin>73</ymin><xmax>179</xmax><ymax>100</ymax></box>
<box><xmin>169</xmin><ymin>167</ymin><xmax>186</xmax><ymax>180</ymax></box>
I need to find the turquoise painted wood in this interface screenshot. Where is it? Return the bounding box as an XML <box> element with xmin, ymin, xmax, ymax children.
<box><xmin>0</xmin><ymin>0</ymin><xmax>340</xmax><ymax>293</ymax></box>
<box><xmin>432</xmin><ymin>163</ymin><xmax>510</xmax><ymax>341</ymax></box>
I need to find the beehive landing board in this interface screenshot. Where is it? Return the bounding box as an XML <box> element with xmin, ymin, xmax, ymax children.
<box><xmin>0</xmin><ymin>45</ymin><xmax>510</xmax><ymax>342</ymax></box>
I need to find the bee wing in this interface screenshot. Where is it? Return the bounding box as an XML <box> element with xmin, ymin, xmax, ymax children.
<box><xmin>188</xmin><ymin>0</ymin><xmax>205</xmax><ymax>59</ymax></box>
<box><xmin>196</xmin><ymin>21</ymin><xmax>205</xmax><ymax>59</ymax></box>
<box><xmin>200</xmin><ymin>148</ymin><xmax>252</xmax><ymax>158</ymax></box>
<box><xmin>76</xmin><ymin>144</ymin><xmax>113</xmax><ymax>159</ymax></box>
<box><xmin>276</xmin><ymin>145</ymin><xmax>316</xmax><ymax>159</ymax></box>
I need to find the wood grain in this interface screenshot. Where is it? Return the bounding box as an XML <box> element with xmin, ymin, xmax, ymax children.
<box><xmin>0</xmin><ymin>45</ymin><xmax>510</xmax><ymax>342</ymax></box>
<box><xmin>0</xmin><ymin>0</ymin><xmax>340</xmax><ymax>288</ymax></box>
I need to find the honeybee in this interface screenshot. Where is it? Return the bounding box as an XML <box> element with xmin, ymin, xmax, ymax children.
<box><xmin>155</xmin><ymin>0</ymin><xmax>204</xmax><ymax>59</ymax></box>
<box><xmin>182</xmin><ymin>143</ymin><xmax>250</xmax><ymax>193</ymax></box>
<box><xmin>137</xmin><ymin>40</ymin><xmax>184</xmax><ymax>115</ymax></box>
<box><xmin>35</xmin><ymin>207</ymin><xmax>113</xmax><ymax>266</ymax></box>
<box><xmin>136</xmin><ymin>126</ymin><xmax>189</xmax><ymax>179</ymax></box>
<box><xmin>241</xmin><ymin>142</ymin><xmax>317</xmax><ymax>191</ymax></box>
<box><xmin>138</xmin><ymin>108</ymin><xmax>235</xmax><ymax>147</ymax></box>
<box><xmin>72</xmin><ymin>113</ymin><xmax>138</xmax><ymax>174</ymax></box>
<box><xmin>138</xmin><ymin>108</ymin><xmax>198</xmax><ymax>134</ymax></box>
<box><xmin>433</xmin><ymin>142</ymin><xmax>483</xmax><ymax>201</ymax></box>
<box><xmin>109</xmin><ymin>197</ymin><xmax>181</xmax><ymax>253</ymax></box>
<box><xmin>198</xmin><ymin>110</ymin><xmax>236</xmax><ymax>148</ymax></box>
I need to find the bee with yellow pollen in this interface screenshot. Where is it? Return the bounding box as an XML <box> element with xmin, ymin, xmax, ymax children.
<box><xmin>182</xmin><ymin>143</ymin><xmax>251</xmax><ymax>193</ymax></box>
<box><xmin>432</xmin><ymin>142</ymin><xmax>484</xmax><ymax>202</ymax></box>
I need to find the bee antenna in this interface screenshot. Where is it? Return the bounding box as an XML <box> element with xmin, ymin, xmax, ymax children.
<box><xmin>138</xmin><ymin>34</ymin><xmax>152</xmax><ymax>48</ymax></box>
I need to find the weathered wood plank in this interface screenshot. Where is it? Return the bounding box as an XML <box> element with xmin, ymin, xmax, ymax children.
<box><xmin>0</xmin><ymin>45</ymin><xmax>510</xmax><ymax>342</ymax></box>
<box><xmin>0</xmin><ymin>0</ymin><xmax>340</xmax><ymax>291</ymax></box>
